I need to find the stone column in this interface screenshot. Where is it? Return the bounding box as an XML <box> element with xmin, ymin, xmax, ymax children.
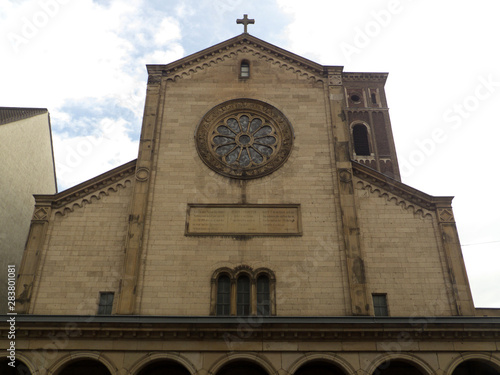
<box><xmin>116</xmin><ymin>74</ymin><xmax>162</xmax><ymax>314</ymax></box>
<box><xmin>436</xmin><ymin>204</ymin><xmax>475</xmax><ymax>316</ymax></box>
<box><xmin>327</xmin><ymin>67</ymin><xmax>370</xmax><ymax>315</ymax></box>
<box><xmin>15</xmin><ymin>202</ymin><xmax>52</xmax><ymax>314</ymax></box>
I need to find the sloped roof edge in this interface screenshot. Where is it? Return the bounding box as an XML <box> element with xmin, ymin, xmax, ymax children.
<box><xmin>34</xmin><ymin>159</ymin><xmax>137</xmax><ymax>207</ymax></box>
<box><xmin>0</xmin><ymin>107</ymin><xmax>48</xmax><ymax>126</ymax></box>
<box><xmin>352</xmin><ymin>161</ymin><xmax>454</xmax><ymax>210</ymax></box>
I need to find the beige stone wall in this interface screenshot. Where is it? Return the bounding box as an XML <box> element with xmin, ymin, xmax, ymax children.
<box><xmin>354</xmin><ymin>177</ymin><xmax>454</xmax><ymax>316</ymax></box>
<box><xmin>137</xmin><ymin>52</ymin><xmax>347</xmax><ymax>316</ymax></box>
<box><xmin>29</xmin><ymin>179</ymin><xmax>132</xmax><ymax>314</ymax></box>
<box><xmin>0</xmin><ymin>113</ymin><xmax>56</xmax><ymax>313</ymax></box>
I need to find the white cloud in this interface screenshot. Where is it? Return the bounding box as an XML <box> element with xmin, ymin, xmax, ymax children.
<box><xmin>53</xmin><ymin>117</ymin><xmax>138</xmax><ymax>190</ymax></box>
<box><xmin>175</xmin><ymin>1</ymin><xmax>196</xmax><ymax>18</ymax></box>
<box><xmin>154</xmin><ymin>17</ymin><xmax>182</xmax><ymax>46</ymax></box>
<box><xmin>141</xmin><ymin>44</ymin><xmax>185</xmax><ymax>65</ymax></box>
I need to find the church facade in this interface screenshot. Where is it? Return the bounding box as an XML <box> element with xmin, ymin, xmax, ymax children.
<box><xmin>3</xmin><ymin>27</ymin><xmax>500</xmax><ymax>375</ymax></box>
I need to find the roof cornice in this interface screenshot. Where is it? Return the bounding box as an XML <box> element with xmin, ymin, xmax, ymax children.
<box><xmin>3</xmin><ymin>315</ymin><xmax>499</xmax><ymax>342</ymax></box>
<box><xmin>343</xmin><ymin>72</ymin><xmax>388</xmax><ymax>83</ymax></box>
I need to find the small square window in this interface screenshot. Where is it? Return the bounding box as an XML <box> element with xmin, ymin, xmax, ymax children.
<box><xmin>97</xmin><ymin>292</ymin><xmax>114</xmax><ymax>315</ymax></box>
<box><xmin>373</xmin><ymin>294</ymin><xmax>388</xmax><ymax>316</ymax></box>
<box><xmin>240</xmin><ymin>62</ymin><xmax>250</xmax><ymax>78</ymax></box>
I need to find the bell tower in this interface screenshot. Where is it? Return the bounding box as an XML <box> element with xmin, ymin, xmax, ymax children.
<box><xmin>343</xmin><ymin>73</ymin><xmax>401</xmax><ymax>180</ymax></box>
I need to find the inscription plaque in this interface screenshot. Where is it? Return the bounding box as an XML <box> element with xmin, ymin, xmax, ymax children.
<box><xmin>186</xmin><ymin>204</ymin><xmax>302</xmax><ymax>236</ymax></box>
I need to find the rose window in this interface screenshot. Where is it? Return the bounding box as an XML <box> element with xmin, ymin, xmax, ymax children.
<box><xmin>195</xmin><ymin>99</ymin><xmax>294</xmax><ymax>179</ymax></box>
<box><xmin>213</xmin><ymin>115</ymin><xmax>277</xmax><ymax>167</ymax></box>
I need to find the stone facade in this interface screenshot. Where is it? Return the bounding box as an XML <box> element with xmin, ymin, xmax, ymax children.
<box><xmin>3</xmin><ymin>34</ymin><xmax>500</xmax><ymax>375</ymax></box>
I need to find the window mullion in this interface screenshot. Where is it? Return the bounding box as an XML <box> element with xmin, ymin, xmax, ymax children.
<box><xmin>250</xmin><ymin>278</ymin><xmax>257</xmax><ymax>315</ymax></box>
<box><xmin>230</xmin><ymin>278</ymin><xmax>237</xmax><ymax>316</ymax></box>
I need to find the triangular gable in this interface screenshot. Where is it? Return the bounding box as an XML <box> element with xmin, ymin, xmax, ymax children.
<box><xmin>147</xmin><ymin>33</ymin><xmax>341</xmax><ymax>83</ymax></box>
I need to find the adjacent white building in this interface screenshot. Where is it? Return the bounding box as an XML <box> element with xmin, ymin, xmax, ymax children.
<box><xmin>0</xmin><ymin>107</ymin><xmax>57</xmax><ymax>313</ymax></box>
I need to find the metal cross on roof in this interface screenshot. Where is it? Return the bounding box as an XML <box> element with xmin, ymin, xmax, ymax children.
<box><xmin>236</xmin><ymin>14</ymin><xmax>255</xmax><ymax>34</ymax></box>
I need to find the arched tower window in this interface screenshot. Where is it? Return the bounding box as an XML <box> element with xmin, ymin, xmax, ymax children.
<box><xmin>352</xmin><ymin>124</ymin><xmax>370</xmax><ymax>156</ymax></box>
<box><xmin>216</xmin><ymin>275</ymin><xmax>231</xmax><ymax>316</ymax></box>
<box><xmin>240</xmin><ymin>60</ymin><xmax>250</xmax><ymax>78</ymax></box>
<box><xmin>237</xmin><ymin>275</ymin><xmax>251</xmax><ymax>315</ymax></box>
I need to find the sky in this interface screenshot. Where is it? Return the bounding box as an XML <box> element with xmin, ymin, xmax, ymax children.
<box><xmin>1</xmin><ymin>0</ymin><xmax>499</xmax><ymax>308</ymax></box>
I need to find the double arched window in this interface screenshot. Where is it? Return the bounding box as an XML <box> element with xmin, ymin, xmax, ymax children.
<box><xmin>211</xmin><ymin>266</ymin><xmax>275</xmax><ymax>316</ymax></box>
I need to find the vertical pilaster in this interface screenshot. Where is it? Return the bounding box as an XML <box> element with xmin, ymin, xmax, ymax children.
<box><xmin>436</xmin><ymin>204</ymin><xmax>475</xmax><ymax>315</ymax></box>
<box><xmin>116</xmin><ymin>74</ymin><xmax>162</xmax><ymax>314</ymax></box>
<box><xmin>15</xmin><ymin>202</ymin><xmax>52</xmax><ymax>314</ymax></box>
<box><xmin>210</xmin><ymin>279</ymin><xmax>217</xmax><ymax>315</ymax></box>
<box><xmin>327</xmin><ymin>67</ymin><xmax>370</xmax><ymax>315</ymax></box>
<box><xmin>270</xmin><ymin>277</ymin><xmax>276</xmax><ymax>316</ymax></box>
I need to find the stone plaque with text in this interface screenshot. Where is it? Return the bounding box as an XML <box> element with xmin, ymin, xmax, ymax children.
<box><xmin>186</xmin><ymin>204</ymin><xmax>302</xmax><ymax>236</ymax></box>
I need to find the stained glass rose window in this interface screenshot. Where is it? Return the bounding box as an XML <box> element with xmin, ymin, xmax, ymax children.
<box><xmin>195</xmin><ymin>99</ymin><xmax>294</xmax><ymax>179</ymax></box>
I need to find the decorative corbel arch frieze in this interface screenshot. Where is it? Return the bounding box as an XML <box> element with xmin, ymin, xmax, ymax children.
<box><xmin>355</xmin><ymin>179</ymin><xmax>434</xmax><ymax>219</ymax></box>
<box><xmin>164</xmin><ymin>41</ymin><xmax>325</xmax><ymax>85</ymax></box>
<box><xmin>53</xmin><ymin>178</ymin><xmax>133</xmax><ymax>217</ymax></box>
<box><xmin>47</xmin><ymin>162</ymin><xmax>136</xmax><ymax>218</ymax></box>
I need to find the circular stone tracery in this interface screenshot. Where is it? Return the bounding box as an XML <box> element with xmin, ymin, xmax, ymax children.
<box><xmin>195</xmin><ymin>99</ymin><xmax>294</xmax><ymax>179</ymax></box>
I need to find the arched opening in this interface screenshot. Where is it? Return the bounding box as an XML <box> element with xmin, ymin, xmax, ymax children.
<box><xmin>216</xmin><ymin>274</ymin><xmax>231</xmax><ymax>315</ymax></box>
<box><xmin>373</xmin><ymin>360</ymin><xmax>424</xmax><ymax>375</ymax></box>
<box><xmin>56</xmin><ymin>359</ymin><xmax>111</xmax><ymax>375</ymax></box>
<box><xmin>0</xmin><ymin>359</ymin><xmax>32</xmax><ymax>375</ymax></box>
<box><xmin>295</xmin><ymin>360</ymin><xmax>347</xmax><ymax>375</ymax></box>
<box><xmin>137</xmin><ymin>360</ymin><xmax>191</xmax><ymax>375</ymax></box>
<box><xmin>256</xmin><ymin>274</ymin><xmax>270</xmax><ymax>315</ymax></box>
<box><xmin>237</xmin><ymin>275</ymin><xmax>250</xmax><ymax>315</ymax></box>
<box><xmin>452</xmin><ymin>360</ymin><xmax>500</xmax><ymax>375</ymax></box>
<box><xmin>217</xmin><ymin>360</ymin><xmax>268</xmax><ymax>375</ymax></box>
<box><xmin>352</xmin><ymin>124</ymin><xmax>370</xmax><ymax>156</ymax></box>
